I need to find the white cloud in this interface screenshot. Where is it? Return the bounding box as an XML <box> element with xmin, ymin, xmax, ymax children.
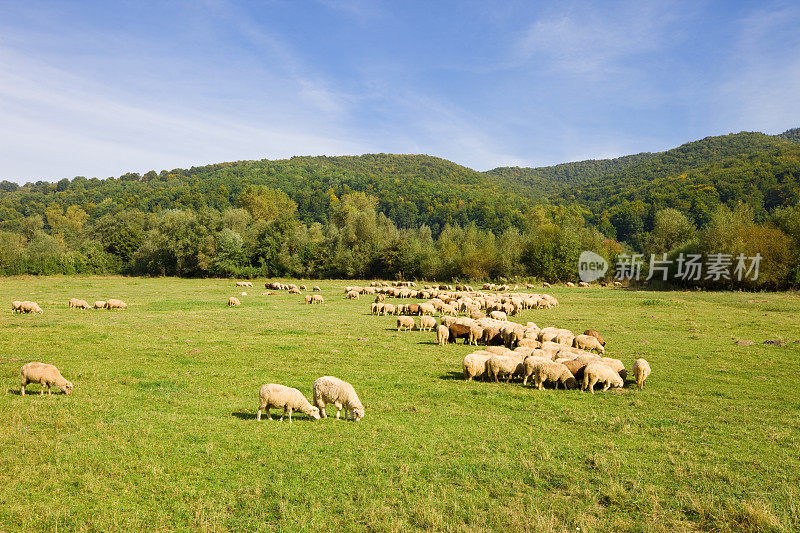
<box><xmin>717</xmin><ymin>6</ymin><xmax>800</xmax><ymax>133</ymax></box>
<box><xmin>517</xmin><ymin>2</ymin><xmax>684</xmax><ymax>76</ymax></box>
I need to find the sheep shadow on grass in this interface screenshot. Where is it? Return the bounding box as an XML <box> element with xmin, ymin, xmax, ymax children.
<box><xmin>231</xmin><ymin>411</ymin><xmax>319</xmax><ymax>422</ymax></box>
<box><xmin>438</xmin><ymin>371</ymin><xmax>464</xmax><ymax>381</ymax></box>
<box><xmin>8</xmin><ymin>388</ymin><xmax>67</xmax><ymax>396</ymax></box>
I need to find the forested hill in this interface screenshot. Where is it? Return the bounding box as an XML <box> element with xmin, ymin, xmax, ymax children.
<box><xmin>0</xmin><ymin>153</ymin><xmax>543</xmax><ymax>235</ymax></box>
<box><xmin>0</xmin><ymin>128</ymin><xmax>799</xmax><ymax>285</ymax></box>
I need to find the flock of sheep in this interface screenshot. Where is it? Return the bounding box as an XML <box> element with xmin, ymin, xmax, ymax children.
<box><xmin>11</xmin><ymin>298</ymin><xmax>128</xmax><ymax>314</ymax></box>
<box><xmin>10</xmin><ymin>277</ymin><xmax>651</xmax><ymax>425</ymax></box>
<box><xmin>10</xmin><ymin>282</ymin><xmax>366</xmax><ymax>424</ymax></box>
<box><xmin>347</xmin><ymin>283</ymin><xmax>651</xmax><ymax>393</ymax></box>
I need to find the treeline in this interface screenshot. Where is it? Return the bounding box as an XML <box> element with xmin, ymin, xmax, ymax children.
<box><xmin>0</xmin><ymin>130</ymin><xmax>799</xmax><ymax>287</ymax></box>
<box><xmin>0</xmin><ymin>185</ymin><xmax>797</xmax><ymax>288</ymax></box>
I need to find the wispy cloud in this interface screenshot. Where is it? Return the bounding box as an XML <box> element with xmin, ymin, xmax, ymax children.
<box><xmin>517</xmin><ymin>1</ymin><xmax>685</xmax><ymax>76</ymax></box>
<box><xmin>717</xmin><ymin>5</ymin><xmax>800</xmax><ymax>133</ymax></box>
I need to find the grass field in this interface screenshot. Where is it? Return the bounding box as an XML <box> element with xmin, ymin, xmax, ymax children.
<box><xmin>1</xmin><ymin>276</ymin><xmax>799</xmax><ymax>532</ymax></box>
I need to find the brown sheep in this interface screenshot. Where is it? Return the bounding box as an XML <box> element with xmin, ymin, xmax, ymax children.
<box><xmin>583</xmin><ymin>329</ymin><xmax>606</xmax><ymax>346</ymax></box>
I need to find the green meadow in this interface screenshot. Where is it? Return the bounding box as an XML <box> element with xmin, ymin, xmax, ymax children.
<box><xmin>1</xmin><ymin>276</ymin><xmax>799</xmax><ymax>532</ymax></box>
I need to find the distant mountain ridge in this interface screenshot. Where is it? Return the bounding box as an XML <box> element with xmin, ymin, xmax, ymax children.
<box><xmin>1</xmin><ymin>129</ymin><xmax>798</xmax><ymax>239</ymax></box>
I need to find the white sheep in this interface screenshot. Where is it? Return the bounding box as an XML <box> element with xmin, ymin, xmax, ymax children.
<box><xmin>419</xmin><ymin>315</ymin><xmax>437</xmax><ymax>332</ymax></box>
<box><xmin>397</xmin><ymin>316</ymin><xmax>415</xmax><ymax>331</ymax></box>
<box><xmin>93</xmin><ymin>301</ymin><xmax>106</xmax><ymax>309</ymax></box>
<box><xmin>104</xmin><ymin>299</ymin><xmax>128</xmax><ymax>310</ymax></box>
<box><xmin>533</xmin><ymin>360</ymin><xmax>577</xmax><ymax>390</ymax></box>
<box><xmin>20</xmin><ymin>362</ymin><xmax>73</xmax><ymax>396</ymax></box>
<box><xmin>311</xmin><ymin>294</ymin><xmax>324</xmax><ymax>304</ymax></box>
<box><xmin>346</xmin><ymin>290</ymin><xmax>360</xmax><ymax>300</ymax></box>
<box><xmin>573</xmin><ymin>334</ymin><xmax>605</xmax><ymax>354</ymax></box>
<box><xmin>11</xmin><ymin>300</ymin><xmax>22</xmax><ymax>314</ymax></box>
<box><xmin>305</xmin><ymin>295</ymin><xmax>313</xmax><ymax>304</ymax></box>
<box><xmin>19</xmin><ymin>301</ymin><xmax>43</xmax><ymax>314</ymax></box>
<box><xmin>257</xmin><ymin>384</ymin><xmax>321</xmax><ymax>422</ymax></box>
<box><xmin>489</xmin><ymin>310</ymin><xmax>507</xmax><ymax>321</ymax></box>
<box><xmin>487</xmin><ymin>353</ymin><xmax>525</xmax><ymax>383</ymax></box>
<box><xmin>312</xmin><ymin>376</ymin><xmax>364</xmax><ymax>421</ymax></box>
<box><xmin>521</xmin><ymin>354</ymin><xmax>550</xmax><ymax>385</ymax></box>
<box><xmin>69</xmin><ymin>298</ymin><xmax>91</xmax><ymax>310</ymax></box>
<box><xmin>228</xmin><ymin>297</ymin><xmax>241</xmax><ymax>306</ymax></box>
<box><xmin>462</xmin><ymin>351</ymin><xmax>493</xmax><ymax>381</ymax></box>
<box><xmin>582</xmin><ymin>362</ymin><xmax>624</xmax><ymax>393</ymax></box>
<box><xmin>633</xmin><ymin>359</ymin><xmax>651</xmax><ymax>390</ymax></box>
<box><xmin>436</xmin><ymin>324</ymin><xmax>450</xmax><ymax>345</ymax></box>
<box><xmin>313</xmin><ymin>285</ymin><xmax>322</xmax><ymax>291</ymax></box>
<box><xmin>468</xmin><ymin>324</ymin><xmax>484</xmax><ymax>346</ymax></box>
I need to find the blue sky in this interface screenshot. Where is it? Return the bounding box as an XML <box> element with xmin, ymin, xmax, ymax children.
<box><xmin>1</xmin><ymin>0</ymin><xmax>799</xmax><ymax>182</ymax></box>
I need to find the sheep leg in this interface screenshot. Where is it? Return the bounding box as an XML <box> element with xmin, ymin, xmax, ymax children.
<box><xmin>257</xmin><ymin>409</ymin><xmax>262</xmax><ymax>421</ymax></box>
<box><xmin>20</xmin><ymin>383</ymin><xmax>25</xmax><ymax>396</ymax></box>
<box><xmin>602</xmin><ymin>382</ymin><xmax>611</xmax><ymax>392</ymax></box>
<box><xmin>335</xmin><ymin>402</ymin><xmax>342</xmax><ymax>419</ymax></box>
<box><xmin>589</xmin><ymin>378</ymin><xmax>597</xmax><ymax>394</ymax></box>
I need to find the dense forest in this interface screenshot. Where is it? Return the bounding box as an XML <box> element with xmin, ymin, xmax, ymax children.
<box><xmin>1</xmin><ymin>129</ymin><xmax>798</xmax><ymax>288</ymax></box>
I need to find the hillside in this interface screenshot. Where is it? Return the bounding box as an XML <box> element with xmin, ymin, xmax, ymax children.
<box><xmin>0</xmin><ymin>128</ymin><xmax>798</xmax><ymax>284</ymax></box>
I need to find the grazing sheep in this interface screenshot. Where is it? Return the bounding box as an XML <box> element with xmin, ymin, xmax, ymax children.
<box><xmin>304</xmin><ymin>295</ymin><xmax>313</xmax><ymax>305</ymax></box>
<box><xmin>257</xmin><ymin>384</ymin><xmax>321</xmax><ymax>422</ymax></box>
<box><xmin>582</xmin><ymin>362</ymin><xmax>624</xmax><ymax>393</ymax></box>
<box><xmin>440</xmin><ymin>315</ymin><xmax>457</xmax><ymax>328</ymax></box>
<box><xmin>11</xmin><ymin>300</ymin><xmax>22</xmax><ymax>314</ymax></box>
<box><xmin>436</xmin><ymin>324</ymin><xmax>450</xmax><ymax>345</ymax></box>
<box><xmin>598</xmin><ymin>357</ymin><xmax>627</xmax><ymax>381</ymax></box>
<box><xmin>383</xmin><ymin>303</ymin><xmax>396</xmax><ymax>316</ymax></box>
<box><xmin>573</xmin><ymin>334</ymin><xmax>605</xmax><ymax>354</ymax></box>
<box><xmin>566</xmin><ymin>282</ymin><xmax>575</xmax><ymax>287</ymax></box>
<box><xmin>288</xmin><ymin>287</ymin><xmax>301</xmax><ymax>295</ymax></box>
<box><xmin>583</xmin><ymin>329</ymin><xmax>606</xmax><ymax>346</ymax></box>
<box><xmin>397</xmin><ymin>316</ymin><xmax>415</xmax><ymax>331</ymax></box>
<box><xmin>104</xmin><ymin>299</ymin><xmax>128</xmax><ymax>310</ymax></box>
<box><xmin>462</xmin><ymin>351</ymin><xmax>493</xmax><ymax>381</ymax></box>
<box><xmin>440</xmin><ymin>304</ymin><xmax>458</xmax><ymax>317</ymax></box>
<box><xmin>555</xmin><ymin>330</ymin><xmax>575</xmax><ymax>347</ymax></box>
<box><xmin>69</xmin><ymin>298</ymin><xmax>91</xmax><ymax>310</ymax></box>
<box><xmin>481</xmin><ymin>325</ymin><xmax>503</xmax><ymax>346</ymax></box>
<box><xmin>578</xmin><ymin>281</ymin><xmax>589</xmax><ymax>288</ymax></box>
<box><xmin>370</xmin><ymin>302</ymin><xmax>380</xmax><ymax>315</ymax></box>
<box><xmin>521</xmin><ymin>354</ymin><xmax>550</xmax><ymax>385</ymax></box>
<box><xmin>20</xmin><ymin>301</ymin><xmax>43</xmax><ymax>314</ymax></box>
<box><xmin>312</xmin><ymin>294</ymin><xmax>324</xmax><ymax>304</ymax></box>
<box><xmin>241</xmin><ymin>292</ymin><xmax>247</xmax><ymax>296</ymax></box>
<box><xmin>490</xmin><ymin>310</ymin><xmax>507</xmax><ymax>321</ymax></box>
<box><xmin>468</xmin><ymin>325</ymin><xmax>484</xmax><ymax>346</ymax></box>
<box><xmin>633</xmin><ymin>359</ymin><xmax>651</xmax><ymax>390</ymax></box>
<box><xmin>93</xmin><ymin>301</ymin><xmax>106</xmax><ymax>309</ymax></box>
<box><xmin>534</xmin><ymin>361</ymin><xmax>577</xmax><ymax>390</ymax></box>
<box><xmin>375</xmin><ymin>294</ymin><xmax>385</xmax><ymax>303</ymax></box>
<box><xmin>299</xmin><ymin>285</ymin><xmax>307</xmax><ymax>291</ymax></box>
<box><xmin>345</xmin><ymin>290</ymin><xmax>360</xmax><ymax>300</ymax></box>
<box><xmin>313</xmin><ymin>285</ymin><xmax>322</xmax><ymax>291</ymax></box>
<box><xmin>518</xmin><ymin>338</ymin><xmax>541</xmax><ymax>349</ymax></box>
<box><xmin>419</xmin><ymin>315</ymin><xmax>437</xmax><ymax>332</ymax></box>
<box><xmin>312</xmin><ymin>376</ymin><xmax>364</xmax><ymax>421</ymax></box>
<box><xmin>228</xmin><ymin>297</ymin><xmax>241</xmax><ymax>306</ymax></box>
<box><xmin>542</xmin><ymin>282</ymin><xmax>551</xmax><ymax>288</ymax></box>
<box><xmin>449</xmin><ymin>323</ymin><xmax>472</xmax><ymax>344</ymax></box>
<box><xmin>20</xmin><ymin>362</ymin><xmax>73</xmax><ymax>396</ymax></box>
<box><xmin>487</xmin><ymin>353</ymin><xmax>525</xmax><ymax>383</ymax></box>
<box><xmin>419</xmin><ymin>303</ymin><xmax>436</xmax><ymax>315</ymax></box>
